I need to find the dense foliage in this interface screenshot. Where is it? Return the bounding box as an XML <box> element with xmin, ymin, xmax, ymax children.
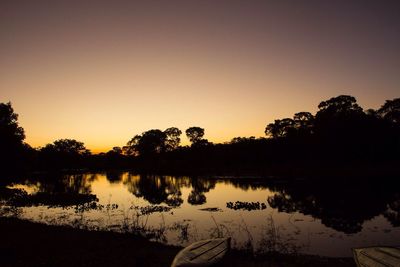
<box><xmin>1</xmin><ymin>95</ymin><xmax>399</xmax><ymax>175</ymax></box>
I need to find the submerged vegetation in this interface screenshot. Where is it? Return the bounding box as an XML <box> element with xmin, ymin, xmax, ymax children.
<box><xmin>1</xmin><ymin>95</ymin><xmax>399</xmax><ymax>176</ymax></box>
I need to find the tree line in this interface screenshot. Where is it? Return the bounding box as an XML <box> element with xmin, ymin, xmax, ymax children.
<box><xmin>1</xmin><ymin>95</ymin><xmax>399</xmax><ymax>175</ymax></box>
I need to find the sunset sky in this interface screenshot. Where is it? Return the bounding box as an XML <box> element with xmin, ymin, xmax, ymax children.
<box><xmin>1</xmin><ymin>1</ymin><xmax>399</xmax><ymax>152</ymax></box>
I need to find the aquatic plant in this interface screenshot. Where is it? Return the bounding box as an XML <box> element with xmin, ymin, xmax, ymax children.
<box><xmin>257</xmin><ymin>215</ymin><xmax>302</xmax><ymax>255</ymax></box>
<box><xmin>198</xmin><ymin>207</ymin><xmax>222</xmax><ymax>212</ymax></box>
<box><xmin>170</xmin><ymin>220</ymin><xmax>191</xmax><ymax>243</ymax></box>
<box><xmin>139</xmin><ymin>205</ymin><xmax>172</xmax><ymax>215</ymax></box>
<box><xmin>226</xmin><ymin>201</ymin><xmax>267</xmax><ymax>211</ymax></box>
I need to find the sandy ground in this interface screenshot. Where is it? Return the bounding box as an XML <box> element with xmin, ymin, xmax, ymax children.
<box><xmin>0</xmin><ymin>217</ymin><xmax>355</xmax><ymax>267</ymax></box>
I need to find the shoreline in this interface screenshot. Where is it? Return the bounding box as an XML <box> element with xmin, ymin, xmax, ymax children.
<box><xmin>1</xmin><ymin>217</ymin><xmax>355</xmax><ymax>266</ymax></box>
<box><xmin>3</xmin><ymin>160</ymin><xmax>400</xmax><ymax>182</ymax></box>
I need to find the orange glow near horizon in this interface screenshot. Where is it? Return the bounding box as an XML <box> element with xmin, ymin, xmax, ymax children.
<box><xmin>1</xmin><ymin>1</ymin><xmax>399</xmax><ymax>152</ymax></box>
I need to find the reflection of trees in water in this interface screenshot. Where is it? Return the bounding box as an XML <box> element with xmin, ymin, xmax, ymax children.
<box><xmin>266</xmin><ymin>179</ymin><xmax>400</xmax><ymax>234</ymax></box>
<box><xmin>187</xmin><ymin>178</ymin><xmax>216</xmax><ymax>205</ymax></box>
<box><xmin>123</xmin><ymin>175</ymin><xmax>190</xmax><ymax>207</ymax></box>
<box><xmin>187</xmin><ymin>192</ymin><xmax>206</xmax><ymax>205</ymax></box>
<box><xmin>11</xmin><ymin>173</ymin><xmax>400</xmax><ymax>232</ymax></box>
<box><xmin>227</xmin><ymin>177</ymin><xmax>400</xmax><ymax>232</ymax></box>
<box><xmin>3</xmin><ymin>173</ymin><xmax>98</xmax><ymax>207</ymax></box>
<box><xmin>63</xmin><ymin>174</ymin><xmax>96</xmax><ymax>194</ymax></box>
<box><xmin>105</xmin><ymin>171</ymin><xmax>124</xmax><ymax>184</ymax></box>
<box><xmin>122</xmin><ymin>175</ymin><xmax>216</xmax><ymax>206</ymax></box>
<box><xmin>223</xmin><ymin>179</ymin><xmax>271</xmax><ymax>191</ymax></box>
<box><xmin>33</xmin><ymin>173</ymin><xmax>96</xmax><ymax>195</ymax></box>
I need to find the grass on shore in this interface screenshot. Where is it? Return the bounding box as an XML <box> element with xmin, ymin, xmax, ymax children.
<box><xmin>0</xmin><ymin>217</ymin><xmax>356</xmax><ymax>267</ymax></box>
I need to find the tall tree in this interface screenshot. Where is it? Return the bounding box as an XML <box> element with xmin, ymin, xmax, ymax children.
<box><xmin>378</xmin><ymin>98</ymin><xmax>400</xmax><ymax>126</ymax></box>
<box><xmin>265</xmin><ymin>118</ymin><xmax>295</xmax><ymax>138</ymax></box>
<box><xmin>125</xmin><ymin>135</ymin><xmax>142</xmax><ymax>156</ymax></box>
<box><xmin>42</xmin><ymin>139</ymin><xmax>90</xmax><ymax>155</ymax></box>
<box><xmin>316</xmin><ymin>95</ymin><xmax>363</xmax><ymax>118</ymax></box>
<box><xmin>293</xmin><ymin>112</ymin><xmax>314</xmax><ymax>137</ymax></box>
<box><xmin>126</xmin><ymin>130</ymin><xmax>167</xmax><ymax>156</ymax></box>
<box><xmin>39</xmin><ymin>139</ymin><xmax>90</xmax><ymax>169</ymax></box>
<box><xmin>314</xmin><ymin>95</ymin><xmax>365</xmax><ymax>135</ymax></box>
<box><xmin>0</xmin><ymin>102</ymin><xmax>25</xmax><ymax>146</ymax></box>
<box><xmin>293</xmin><ymin>112</ymin><xmax>314</xmax><ymax>129</ymax></box>
<box><xmin>185</xmin><ymin>127</ymin><xmax>205</xmax><ymax>146</ymax></box>
<box><xmin>164</xmin><ymin>127</ymin><xmax>182</xmax><ymax>151</ymax></box>
<box><xmin>0</xmin><ymin>102</ymin><xmax>26</xmax><ymax>169</ymax></box>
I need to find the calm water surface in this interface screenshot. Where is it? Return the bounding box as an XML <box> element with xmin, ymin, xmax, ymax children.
<box><xmin>3</xmin><ymin>172</ymin><xmax>400</xmax><ymax>257</ymax></box>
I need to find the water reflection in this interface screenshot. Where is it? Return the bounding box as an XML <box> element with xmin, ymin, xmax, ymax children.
<box><xmin>2</xmin><ymin>173</ymin><xmax>98</xmax><ymax>207</ymax></box>
<box><xmin>118</xmin><ymin>174</ymin><xmax>217</xmax><ymax>207</ymax></box>
<box><xmin>187</xmin><ymin>178</ymin><xmax>215</xmax><ymax>205</ymax></box>
<box><xmin>123</xmin><ymin>174</ymin><xmax>185</xmax><ymax>207</ymax></box>
<box><xmin>2</xmin><ymin>173</ymin><xmax>400</xmax><ymax>234</ymax></box>
<box><xmin>266</xmin><ymin>179</ymin><xmax>400</xmax><ymax>234</ymax></box>
<box><xmin>20</xmin><ymin>173</ymin><xmax>97</xmax><ymax>195</ymax></box>
<box><xmin>105</xmin><ymin>171</ymin><xmax>123</xmax><ymax>184</ymax></box>
<box><xmin>1</xmin><ymin>172</ymin><xmax>400</xmax><ymax>256</ymax></box>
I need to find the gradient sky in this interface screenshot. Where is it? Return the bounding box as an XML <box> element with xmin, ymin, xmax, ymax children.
<box><xmin>1</xmin><ymin>1</ymin><xmax>399</xmax><ymax>152</ymax></box>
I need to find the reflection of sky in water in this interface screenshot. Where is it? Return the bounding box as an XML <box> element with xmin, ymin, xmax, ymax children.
<box><xmin>6</xmin><ymin>173</ymin><xmax>400</xmax><ymax>257</ymax></box>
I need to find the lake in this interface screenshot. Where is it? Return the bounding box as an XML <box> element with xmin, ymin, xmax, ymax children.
<box><xmin>2</xmin><ymin>172</ymin><xmax>399</xmax><ymax>257</ymax></box>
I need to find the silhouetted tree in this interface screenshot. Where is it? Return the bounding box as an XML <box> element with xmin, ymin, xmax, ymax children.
<box><xmin>262</xmin><ymin>95</ymin><xmax>400</xmax><ymax>164</ymax></box>
<box><xmin>313</xmin><ymin>95</ymin><xmax>368</xmax><ymax>160</ymax></box>
<box><xmin>378</xmin><ymin>98</ymin><xmax>400</xmax><ymax>126</ymax></box>
<box><xmin>265</xmin><ymin>118</ymin><xmax>295</xmax><ymax>138</ymax></box>
<box><xmin>193</xmin><ymin>139</ymin><xmax>212</xmax><ymax>147</ymax></box>
<box><xmin>40</xmin><ymin>139</ymin><xmax>90</xmax><ymax>169</ymax></box>
<box><xmin>230</xmin><ymin>136</ymin><xmax>256</xmax><ymax>144</ymax></box>
<box><xmin>366</xmin><ymin>108</ymin><xmax>379</xmax><ymax>117</ymax></box>
<box><xmin>293</xmin><ymin>112</ymin><xmax>314</xmax><ymax>134</ymax></box>
<box><xmin>125</xmin><ymin>135</ymin><xmax>141</xmax><ymax>156</ymax></box>
<box><xmin>0</xmin><ymin>102</ymin><xmax>25</xmax><ymax>144</ymax></box>
<box><xmin>2</xmin><ymin>95</ymin><xmax>400</xmax><ymax>174</ymax></box>
<box><xmin>94</xmin><ymin>146</ymin><xmax>131</xmax><ymax>169</ymax></box>
<box><xmin>164</xmin><ymin>127</ymin><xmax>182</xmax><ymax>151</ymax></box>
<box><xmin>126</xmin><ymin>129</ymin><xmax>167</xmax><ymax>156</ymax></box>
<box><xmin>110</xmin><ymin>146</ymin><xmax>122</xmax><ymax>154</ymax></box>
<box><xmin>316</xmin><ymin>95</ymin><xmax>363</xmax><ymax>116</ymax></box>
<box><xmin>42</xmin><ymin>139</ymin><xmax>90</xmax><ymax>155</ymax></box>
<box><xmin>0</xmin><ymin>102</ymin><xmax>26</xmax><ymax>170</ymax></box>
<box><xmin>185</xmin><ymin>127</ymin><xmax>205</xmax><ymax>145</ymax></box>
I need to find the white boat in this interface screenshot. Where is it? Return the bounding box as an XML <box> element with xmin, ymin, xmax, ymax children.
<box><xmin>171</xmin><ymin>238</ymin><xmax>231</xmax><ymax>267</ymax></box>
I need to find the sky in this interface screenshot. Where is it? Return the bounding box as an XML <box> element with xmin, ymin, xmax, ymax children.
<box><xmin>1</xmin><ymin>0</ymin><xmax>399</xmax><ymax>152</ymax></box>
